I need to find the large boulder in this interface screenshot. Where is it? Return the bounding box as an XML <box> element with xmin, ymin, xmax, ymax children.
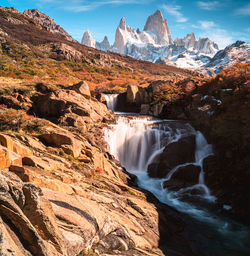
<box><xmin>163</xmin><ymin>164</ymin><xmax>201</xmax><ymax>191</ymax></box>
<box><xmin>31</xmin><ymin>89</ymin><xmax>112</xmax><ymax>124</ymax></box>
<box><xmin>69</xmin><ymin>81</ymin><xmax>91</xmax><ymax>99</ymax></box>
<box><xmin>148</xmin><ymin>135</ymin><xmax>196</xmax><ymax>178</ymax></box>
<box><xmin>22</xmin><ymin>184</ymin><xmax>67</xmax><ymax>255</ymax></box>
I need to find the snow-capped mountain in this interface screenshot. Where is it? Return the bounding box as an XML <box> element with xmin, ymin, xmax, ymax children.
<box><xmin>205</xmin><ymin>41</ymin><xmax>250</xmax><ymax>74</ymax></box>
<box><xmin>81</xmin><ymin>10</ymin><xmax>248</xmax><ymax>74</ymax></box>
<box><xmin>81</xmin><ymin>30</ymin><xmax>96</xmax><ymax>48</ymax></box>
<box><xmin>96</xmin><ymin>36</ymin><xmax>110</xmax><ymax>51</ymax></box>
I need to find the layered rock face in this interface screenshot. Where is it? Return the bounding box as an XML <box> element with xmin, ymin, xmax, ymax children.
<box><xmin>23</xmin><ymin>9</ymin><xmax>76</xmax><ymax>42</ymax></box>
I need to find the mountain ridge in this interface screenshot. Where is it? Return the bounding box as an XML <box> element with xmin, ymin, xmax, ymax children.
<box><xmin>23</xmin><ymin>9</ymin><xmax>76</xmax><ymax>42</ymax></box>
<box><xmin>81</xmin><ymin>10</ymin><xmax>249</xmax><ymax>74</ymax></box>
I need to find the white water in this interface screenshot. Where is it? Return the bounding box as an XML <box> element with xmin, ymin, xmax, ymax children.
<box><xmin>104</xmin><ymin>115</ymin><xmax>250</xmax><ymax>255</ymax></box>
<box><xmin>104</xmin><ymin>116</ymin><xmax>213</xmax><ymax>203</ymax></box>
<box><xmin>104</xmin><ymin>94</ymin><xmax>118</xmax><ymax>111</ymax></box>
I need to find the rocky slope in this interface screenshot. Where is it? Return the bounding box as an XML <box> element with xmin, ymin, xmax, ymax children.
<box><xmin>204</xmin><ymin>41</ymin><xmax>250</xmax><ymax>75</ymax></box>
<box><xmin>23</xmin><ymin>9</ymin><xmax>76</xmax><ymax>42</ymax></box>
<box><xmin>0</xmin><ymin>78</ymin><xmax>198</xmax><ymax>256</ymax></box>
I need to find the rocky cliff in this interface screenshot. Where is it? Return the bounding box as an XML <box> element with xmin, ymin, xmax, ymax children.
<box><xmin>81</xmin><ymin>30</ymin><xmax>96</xmax><ymax>48</ymax></box>
<box><xmin>143</xmin><ymin>10</ymin><xmax>173</xmax><ymax>45</ymax></box>
<box><xmin>23</xmin><ymin>9</ymin><xmax>76</xmax><ymax>42</ymax></box>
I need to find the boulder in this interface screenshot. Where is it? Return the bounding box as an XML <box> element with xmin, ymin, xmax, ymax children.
<box><xmin>203</xmin><ymin>155</ymin><xmax>219</xmax><ymax>186</ymax></box>
<box><xmin>22</xmin><ymin>184</ymin><xmax>67</xmax><ymax>255</ymax></box>
<box><xmin>163</xmin><ymin>164</ymin><xmax>201</xmax><ymax>191</ymax></box>
<box><xmin>9</xmin><ymin>165</ymin><xmax>32</xmax><ymax>182</ymax></box>
<box><xmin>22</xmin><ymin>155</ymin><xmax>69</xmax><ymax>172</ymax></box>
<box><xmin>39</xmin><ymin>132</ymin><xmax>82</xmax><ymax>158</ymax></box>
<box><xmin>0</xmin><ymin>174</ymin><xmax>66</xmax><ymax>256</ymax></box>
<box><xmin>32</xmin><ymin>89</ymin><xmax>112</xmax><ymax>124</ymax></box>
<box><xmin>148</xmin><ymin>135</ymin><xmax>196</xmax><ymax>178</ymax></box>
<box><xmin>0</xmin><ymin>174</ymin><xmax>49</xmax><ymax>256</ymax></box>
<box><xmin>152</xmin><ymin>102</ymin><xmax>164</xmax><ymax>116</ymax></box>
<box><xmin>126</xmin><ymin>85</ymin><xmax>138</xmax><ymax>104</ymax></box>
<box><xmin>0</xmin><ymin>95</ymin><xmax>22</xmax><ymax>110</ymax></box>
<box><xmin>69</xmin><ymin>81</ymin><xmax>91</xmax><ymax>98</ymax></box>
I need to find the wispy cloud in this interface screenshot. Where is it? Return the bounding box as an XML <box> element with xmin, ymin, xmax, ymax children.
<box><xmin>203</xmin><ymin>29</ymin><xmax>233</xmax><ymax>49</ymax></box>
<box><xmin>193</xmin><ymin>20</ymin><xmax>216</xmax><ymax>29</ymax></box>
<box><xmin>235</xmin><ymin>3</ymin><xmax>250</xmax><ymax>16</ymax></box>
<box><xmin>162</xmin><ymin>4</ymin><xmax>188</xmax><ymax>23</ymax></box>
<box><xmin>37</xmin><ymin>0</ymin><xmax>152</xmax><ymax>12</ymax></box>
<box><xmin>196</xmin><ymin>1</ymin><xmax>220</xmax><ymax>10</ymax></box>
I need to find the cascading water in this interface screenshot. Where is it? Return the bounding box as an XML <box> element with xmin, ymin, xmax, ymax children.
<box><xmin>104</xmin><ymin>94</ymin><xmax>118</xmax><ymax>111</ymax></box>
<box><xmin>104</xmin><ymin>115</ymin><xmax>250</xmax><ymax>256</ymax></box>
<box><xmin>104</xmin><ymin>116</ymin><xmax>212</xmax><ymax>202</ymax></box>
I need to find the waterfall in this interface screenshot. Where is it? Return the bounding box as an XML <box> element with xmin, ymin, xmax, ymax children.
<box><xmin>104</xmin><ymin>94</ymin><xmax>118</xmax><ymax>111</ymax></box>
<box><xmin>104</xmin><ymin>116</ymin><xmax>212</xmax><ymax>195</ymax></box>
<box><xmin>104</xmin><ymin>115</ymin><xmax>250</xmax><ymax>255</ymax></box>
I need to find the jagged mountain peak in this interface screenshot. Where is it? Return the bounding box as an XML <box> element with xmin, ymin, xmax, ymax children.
<box><xmin>81</xmin><ymin>30</ymin><xmax>96</xmax><ymax>48</ymax></box>
<box><xmin>187</xmin><ymin>33</ymin><xmax>196</xmax><ymax>40</ymax></box>
<box><xmin>80</xmin><ymin>10</ymin><xmax>248</xmax><ymax>72</ymax></box>
<box><xmin>103</xmin><ymin>36</ymin><xmax>109</xmax><ymax>42</ymax></box>
<box><xmin>96</xmin><ymin>35</ymin><xmax>111</xmax><ymax>51</ymax></box>
<box><xmin>151</xmin><ymin>9</ymin><xmax>164</xmax><ymax>19</ymax></box>
<box><xmin>143</xmin><ymin>10</ymin><xmax>172</xmax><ymax>45</ymax></box>
<box><xmin>119</xmin><ymin>17</ymin><xmax>126</xmax><ymax>30</ymax></box>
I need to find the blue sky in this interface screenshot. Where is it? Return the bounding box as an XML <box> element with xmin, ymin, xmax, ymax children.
<box><xmin>1</xmin><ymin>0</ymin><xmax>250</xmax><ymax>49</ymax></box>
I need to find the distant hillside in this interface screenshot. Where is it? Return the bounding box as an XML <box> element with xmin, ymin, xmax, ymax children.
<box><xmin>0</xmin><ymin>6</ymin><xmax>196</xmax><ymax>91</ymax></box>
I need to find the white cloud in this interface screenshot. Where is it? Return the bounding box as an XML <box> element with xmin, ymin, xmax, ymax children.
<box><xmin>200</xmin><ymin>28</ymin><xmax>233</xmax><ymax>49</ymax></box>
<box><xmin>196</xmin><ymin>1</ymin><xmax>220</xmax><ymax>10</ymax></box>
<box><xmin>235</xmin><ymin>3</ymin><xmax>250</xmax><ymax>16</ymax></box>
<box><xmin>162</xmin><ymin>4</ymin><xmax>188</xmax><ymax>23</ymax></box>
<box><xmin>199</xmin><ymin>20</ymin><xmax>216</xmax><ymax>29</ymax></box>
